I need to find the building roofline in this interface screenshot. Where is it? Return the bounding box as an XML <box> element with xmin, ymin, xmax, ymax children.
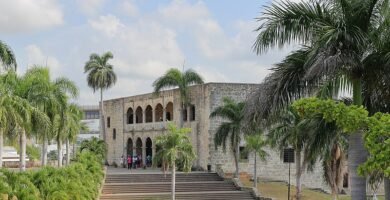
<box><xmin>103</xmin><ymin>82</ymin><xmax>259</xmax><ymax>102</ymax></box>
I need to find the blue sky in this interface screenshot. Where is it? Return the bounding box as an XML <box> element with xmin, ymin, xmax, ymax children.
<box><xmin>0</xmin><ymin>0</ymin><xmax>295</xmax><ymax>104</ymax></box>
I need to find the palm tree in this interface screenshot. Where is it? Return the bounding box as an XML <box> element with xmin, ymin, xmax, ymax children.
<box><xmin>22</xmin><ymin>67</ymin><xmax>78</xmax><ymax>166</ymax></box>
<box><xmin>0</xmin><ymin>40</ymin><xmax>17</xmax><ymax>71</ymax></box>
<box><xmin>253</xmin><ymin>1</ymin><xmax>390</xmax><ymax>198</ymax></box>
<box><xmin>63</xmin><ymin>104</ymin><xmax>84</xmax><ymax>165</ymax></box>
<box><xmin>210</xmin><ymin>97</ymin><xmax>244</xmax><ymax>178</ymax></box>
<box><xmin>153</xmin><ymin>68</ymin><xmax>204</xmax><ymax>127</ymax></box>
<box><xmin>302</xmin><ymin>114</ymin><xmax>348</xmax><ymax>200</ymax></box>
<box><xmin>84</xmin><ymin>52</ymin><xmax>117</xmax><ymax>143</ymax></box>
<box><xmin>268</xmin><ymin>107</ymin><xmax>307</xmax><ymax>199</ymax></box>
<box><xmin>245</xmin><ymin>133</ymin><xmax>268</xmax><ymax>188</ymax></box>
<box><xmin>153</xmin><ymin>123</ymin><xmax>196</xmax><ymax>200</ymax></box>
<box><xmin>0</xmin><ymin>70</ymin><xmax>50</xmax><ymax>171</ymax></box>
<box><xmin>80</xmin><ymin>137</ymin><xmax>107</xmax><ymax>160</ymax></box>
<box><xmin>0</xmin><ymin>80</ymin><xmax>30</xmax><ymax>168</ymax></box>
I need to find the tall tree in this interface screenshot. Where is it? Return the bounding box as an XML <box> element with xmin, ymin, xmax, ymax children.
<box><xmin>153</xmin><ymin>123</ymin><xmax>196</xmax><ymax>200</ymax></box>
<box><xmin>84</xmin><ymin>52</ymin><xmax>117</xmax><ymax>143</ymax></box>
<box><xmin>268</xmin><ymin>107</ymin><xmax>307</xmax><ymax>200</ymax></box>
<box><xmin>0</xmin><ymin>70</ymin><xmax>50</xmax><ymax>171</ymax></box>
<box><xmin>252</xmin><ymin>0</ymin><xmax>390</xmax><ymax>198</ymax></box>
<box><xmin>210</xmin><ymin>97</ymin><xmax>245</xmax><ymax>178</ymax></box>
<box><xmin>63</xmin><ymin>104</ymin><xmax>85</xmax><ymax>165</ymax></box>
<box><xmin>153</xmin><ymin>68</ymin><xmax>204</xmax><ymax>128</ymax></box>
<box><xmin>245</xmin><ymin>133</ymin><xmax>268</xmax><ymax>189</ymax></box>
<box><xmin>0</xmin><ymin>40</ymin><xmax>17</xmax><ymax>71</ymax></box>
<box><xmin>23</xmin><ymin>67</ymin><xmax>78</xmax><ymax>166</ymax></box>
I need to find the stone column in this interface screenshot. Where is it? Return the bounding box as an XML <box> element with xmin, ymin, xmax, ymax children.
<box><xmin>163</xmin><ymin>108</ymin><xmax>166</xmax><ymax>122</ymax></box>
<box><xmin>133</xmin><ymin>110</ymin><xmax>136</xmax><ymax>124</ymax></box>
<box><xmin>152</xmin><ymin>146</ymin><xmax>156</xmax><ymax>168</ymax></box>
<box><xmin>152</xmin><ymin>107</ymin><xmax>155</xmax><ymax>123</ymax></box>
<box><xmin>142</xmin><ymin>110</ymin><xmax>146</xmax><ymax>124</ymax></box>
<box><xmin>142</xmin><ymin>139</ymin><xmax>146</xmax><ymax>166</ymax></box>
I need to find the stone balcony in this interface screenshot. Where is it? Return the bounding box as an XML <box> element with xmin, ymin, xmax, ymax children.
<box><xmin>124</xmin><ymin>121</ymin><xmax>198</xmax><ymax>132</ymax></box>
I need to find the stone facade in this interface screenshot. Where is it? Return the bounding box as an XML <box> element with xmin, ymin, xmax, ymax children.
<box><xmin>103</xmin><ymin>82</ymin><xmax>329</xmax><ymax>192</ymax></box>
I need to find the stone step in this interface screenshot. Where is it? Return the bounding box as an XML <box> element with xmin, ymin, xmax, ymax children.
<box><xmin>102</xmin><ymin>181</ymin><xmax>238</xmax><ymax>194</ymax></box>
<box><xmin>100</xmin><ymin>191</ymin><xmax>254</xmax><ymax>200</ymax></box>
<box><xmin>105</xmin><ymin>173</ymin><xmax>223</xmax><ymax>183</ymax></box>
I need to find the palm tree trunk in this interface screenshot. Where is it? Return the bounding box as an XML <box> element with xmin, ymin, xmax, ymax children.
<box><xmin>57</xmin><ymin>137</ymin><xmax>63</xmax><ymax>167</ymax></box>
<box><xmin>100</xmin><ymin>88</ymin><xmax>106</xmax><ymax>142</ymax></box>
<box><xmin>254</xmin><ymin>151</ymin><xmax>257</xmax><ymax>188</ymax></box>
<box><xmin>171</xmin><ymin>162</ymin><xmax>176</xmax><ymax>200</ymax></box>
<box><xmin>350</xmin><ymin>79</ymin><xmax>367</xmax><ymax>200</ymax></box>
<box><xmin>179</xmin><ymin>103</ymin><xmax>184</xmax><ymax>128</ymax></box>
<box><xmin>385</xmin><ymin>178</ymin><xmax>390</xmax><ymax>200</ymax></box>
<box><xmin>41</xmin><ymin>138</ymin><xmax>48</xmax><ymax>166</ymax></box>
<box><xmin>20</xmin><ymin>130</ymin><xmax>26</xmax><ymax>172</ymax></box>
<box><xmin>0</xmin><ymin>130</ymin><xmax>3</xmax><ymax>168</ymax></box>
<box><xmin>295</xmin><ymin>150</ymin><xmax>302</xmax><ymax>200</ymax></box>
<box><xmin>234</xmin><ymin>142</ymin><xmax>240</xmax><ymax>178</ymax></box>
<box><xmin>72</xmin><ymin>142</ymin><xmax>76</xmax><ymax>159</ymax></box>
<box><xmin>66</xmin><ymin>139</ymin><xmax>70</xmax><ymax>165</ymax></box>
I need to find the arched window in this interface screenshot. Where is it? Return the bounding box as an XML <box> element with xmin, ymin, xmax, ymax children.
<box><xmin>155</xmin><ymin>104</ymin><xmax>163</xmax><ymax>122</ymax></box>
<box><xmin>113</xmin><ymin>128</ymin><xmax>116</xmax><ymax>140</ymax></box>
<box><xmin>165</xmin><ymin>102</ymin><xmax>173</xmax><ymax>121</ymax></box>
<box><xmin>145</xmin><ymin>105</ymin><xmax>153</xmax><ymax>123</ymax></box>
<box><xmin>136</xmin><ymin>106</ymin><xmax>143</xmax><ymax>124</ymax></box>
<box><xmin>127</xmin><ymin>108</ymin><xmax>134</xmax><ymax>124</ymax></box>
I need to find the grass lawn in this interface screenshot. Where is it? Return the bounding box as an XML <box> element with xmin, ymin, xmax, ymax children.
<box><xmin>241</xmin><ymin>177</ymin><xmax>384</xmax><ymax>200</ymax></box>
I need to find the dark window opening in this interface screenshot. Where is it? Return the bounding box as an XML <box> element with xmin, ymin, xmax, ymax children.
<box><xmin>183</xmin><ymin>109</ymin><xmax>188</xmax><ymax>121</ymax></box>
<box><xmin>107</xmin><ymin>117</ymin><xmax>111</xmax><ymax>128</ymax></box>
<box><xmin>145</xmin><ymin>105</ymin><xmax>153</xmax><ymax>123</ymax></box>
<box><xmin>190</xmin><ymin>105</ymin><xmax>195</xmax><ymax>121</ymax></box>
<box><xmin>239</xmin><ymin>146</ymin><xmax>248</xmax><ymax>161</ymax></box>
<box><xmin>343</xmin><ymin>173</ymin><xmax>349</xmax><ymax>188</ymax></box>
<box><xmin>136</xmin><ymin>107</ymin><xmax>143</xmax><ymax>124</ymax></box>
<box><xmin>113</xmin><ymin>129</ymin><xmax>116</xmax><ymax>140</ymax></box>
<box><xmin>127</xmin><ymin>108</ymin><xmax>134</xmax><ymax>124</ymax></box>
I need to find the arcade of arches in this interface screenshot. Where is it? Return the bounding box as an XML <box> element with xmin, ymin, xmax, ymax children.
<box><xmin>125</xmin><ymin>102</ymin><xmax>197</xmax><ymax>125</ymax></box>
<box><xmin>126</xmin><ymin>137</ymin><xmax>155</xmax><ymax>166</ymax></box>
<box><xmin>125</xmin><ymin>102</ymin><xmax>175</xmax><ymax>124</ymax></box>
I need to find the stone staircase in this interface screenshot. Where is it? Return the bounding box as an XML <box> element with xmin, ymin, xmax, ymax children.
<box><xmin>100</xmin><ymin>171</ymin><xmax>255</xmax><ymax>200</ymax></box>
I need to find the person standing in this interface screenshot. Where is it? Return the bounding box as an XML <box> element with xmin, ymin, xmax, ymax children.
<box><xmin>127</xmin><ymin>155</ymin><xmax>132</xmax><ymax>170</ymax></box>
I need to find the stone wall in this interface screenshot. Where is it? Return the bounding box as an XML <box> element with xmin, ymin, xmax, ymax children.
<box><xmin>103</xmin><ymin>82</ymin><xmax>331</xmax><ymax>192</ymax></box>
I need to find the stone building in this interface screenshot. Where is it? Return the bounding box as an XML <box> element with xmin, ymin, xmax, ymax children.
<box><xmin>103</xmin><ymin>82</ymin><xmax>330</xmax><ymax>191</ymax></box>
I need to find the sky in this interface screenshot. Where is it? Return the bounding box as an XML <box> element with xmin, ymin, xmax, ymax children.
<box><xmin>0</xmin><ymin>0</ymin><xmax>298</xmax><ymax>105</ymax></box>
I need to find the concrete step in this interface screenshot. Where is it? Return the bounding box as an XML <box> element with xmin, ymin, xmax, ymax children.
<box><xmin>105</xmin><ymin>173</ymin><xmax>223</xmax><ymax>183</ymax></box>
<box><xmin>102</xmin><ymin>181</ymin><xmax>238</xmax><ymax>194</ymax></box>
<box><xmin>100</xmin><ymin>191</ymin><xmax>254</xmax><ymax>200</ymax></box>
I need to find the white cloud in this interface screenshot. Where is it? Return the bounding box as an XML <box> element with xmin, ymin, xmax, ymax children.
<box><xmin>120</xmin><ymin>0</ymin><xmax>139</xmax><ymax>17</ymax></box>
<box><xmin>89</xmin><ymin>15</ymin><xmax>125</xmax><ymax>37</ymax></box>
<box><xmin>76</xmin><ymin>0</ymin><xmax>106</xmax><ymax>15</ymax></box>
<box><xmin>158</xmin><ymin>0</ymin><xmax>209</xmax><ymax>24</ymax></box>
<box><xmin>0</xmin><ymin>0</ymin><xmax>63</xmax><ymax>33</ymax></box>
<box><xmin>25</xmin><ymin>45</ymin><xmax>61</xmax><ymax>78</ymax></box>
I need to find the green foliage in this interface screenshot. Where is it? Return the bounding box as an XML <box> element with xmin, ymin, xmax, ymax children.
<box><xmin>79</xmin><ymin>137</ymin><xmax>107</xmax><ymax>160</ymax></box>
<box><xmin>292</xmin><ymin>98</ymin><xmax>369</xmax><ymax>133</ymax></box>
<box><xmin>292</xmin><ymin>97</ymin><xmax>390</xmax><ymax>178</ymax></box>
<box><xmin>0</xmin><ymin>151</ymin><xmax>104</xmax><ymax>200</ymax></box>
<box><xmin>153</xmin><ymin>68</ymin><xmax>204</xmax><ymax>106</ymax></box>
<box><xmin>84</xmin><ymin>52</ymin><xmax>117</xmax><ymax>92</ymax></box>
<box><xmin>48</xmin><ymin>150</ymin><xmax>58</xmax><ymax>161</ymax></box>
<box><xmin>245</xmin><ymin>134</ymin><xmax>268</xmax><ymax>162</ymax></box>
<box><xmin>26</xmin><ymin>145</ymin><xmax>41</xmax><ymax>161</ymax></box>
<box><xmin>359</xmin><ymin>113</ymin><xmax>390</xmax><ymax>178</ymax></box>
<box><xmin>153</xmin><ymin>123</ymin><xmax>196</xmax><ymax>173</ymax></box>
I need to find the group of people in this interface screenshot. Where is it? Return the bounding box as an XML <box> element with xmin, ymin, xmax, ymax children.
<box><xmin>120</xmin><ymin>154</ymin><xmax>152</xmax><ymax>169</ymax></box>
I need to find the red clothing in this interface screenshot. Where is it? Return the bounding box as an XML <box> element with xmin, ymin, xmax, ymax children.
<box><xmin>127</xmin><ymin>157</ymin><xmax>132</xmax><ymax>164</ymax></box>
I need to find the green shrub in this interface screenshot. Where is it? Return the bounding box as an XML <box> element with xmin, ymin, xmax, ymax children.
<box><xmin>26</xmin><ymin>145</ymin><xmax>41</xmax><ymax>161</ymax></box>
<box><xmin>1</xmin><ymin>151</ymin><xmax>104</xmax><ymax>200</ymax></box>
